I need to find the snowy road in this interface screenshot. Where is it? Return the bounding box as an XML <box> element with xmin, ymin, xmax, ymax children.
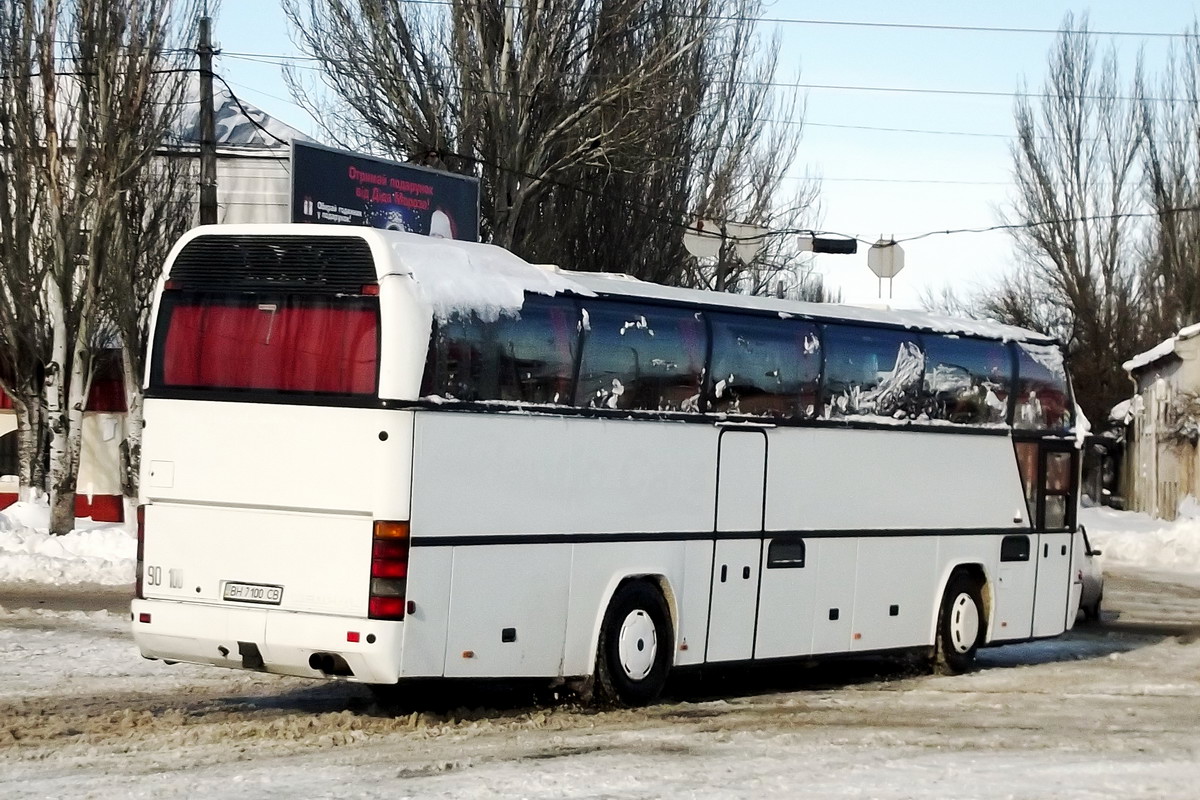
<box><xmin>2</xmin><ymin>569</ymin><xmax>1199</xmax><ymax>799</ymax></box>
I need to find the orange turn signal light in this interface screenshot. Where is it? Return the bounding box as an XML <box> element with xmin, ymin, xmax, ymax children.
<box><xmin>373</xmin><ymin>521</ymin><xmax>410</xmax><ymax>540</ymax></box>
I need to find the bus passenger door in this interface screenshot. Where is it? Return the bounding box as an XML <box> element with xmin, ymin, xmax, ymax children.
<box><xmin>706</xmin><ymin>429</ymin><xmax>767</xmax><ymax>663</ymax></box>
<box><xmin>1015</xmin><ymin>442</ymin><xmax>1078</xmax><ymax>638</ymax></box>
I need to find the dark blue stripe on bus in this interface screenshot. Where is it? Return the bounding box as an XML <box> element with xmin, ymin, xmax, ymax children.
<box><xmin>407</xmin><ymin>527</ymin><xmax>1053</xmax><ymax>548</ymax></box>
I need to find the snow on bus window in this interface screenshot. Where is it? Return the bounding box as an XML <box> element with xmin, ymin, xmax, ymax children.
<box><xmin>920</xmin><ymin>335</ymin><xmax>1012</xmax><ymax>425</ymax></box>
<box><xmin>708</xmin><ymin>314</ymin><xmax>820</xmax><ymax>419</ymax></box>
<box><xmin>575</xmin><ymin>301</ymin><xmax>705</xmax><ymax>412</ymax></box>
<box><xmin>822</xmin><ymin>325</ymin><xmax>924</xmax><ymax>420</ymax></box>
<box><xmin>1013</xmin><ymin>343</ymin><xmax>1072</xmax><ymax>430</ymax></box>
<box><xmin>421</xmin><ymin>295</ymin><xmax>578</xmax><ymax>404</ymax></box>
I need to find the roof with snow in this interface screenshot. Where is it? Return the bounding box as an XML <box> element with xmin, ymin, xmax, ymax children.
<box><xmin>176</xmin><ymin>88</ymin><xmax>312</xmax><ymax>149</ymax></box>
<box><xmin>1123</xmin><ymin>322</ymin><xmax>1200</xmax><ymax>374</ymax></box>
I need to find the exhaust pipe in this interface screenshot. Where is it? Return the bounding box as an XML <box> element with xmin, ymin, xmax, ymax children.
<box><xmin>308</xmin><ymin>652</ymin><xmax>354</xmax><ymax>677</ymax></box>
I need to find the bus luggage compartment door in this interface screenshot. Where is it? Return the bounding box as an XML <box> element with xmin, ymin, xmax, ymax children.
<box><xmin>706</xmin><ymin>429</ymin><xmax>766</xmax><ymax>663</ymax></box>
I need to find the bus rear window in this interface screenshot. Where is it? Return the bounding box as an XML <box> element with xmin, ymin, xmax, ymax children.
<box><xmin>151</xmin><ymin>292</ymin><xmax>379</xmax><ymax>396</ymax></box>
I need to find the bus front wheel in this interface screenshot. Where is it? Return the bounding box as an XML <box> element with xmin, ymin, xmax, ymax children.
<box><xmin>935</xmin><ymin>572</ymin><xmax>985</xmax><ymax>674</ymax></box>
<box><xmin>594</xmin><ymin>581</ymin><xmax>672</xmax><ymax>706</ymax></box>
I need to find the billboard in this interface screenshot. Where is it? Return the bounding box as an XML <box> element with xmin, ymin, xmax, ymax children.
<box><xmin>291</xmin><ymin>141</ymin><xmax>480</xmax><ymax>241</ymax></box>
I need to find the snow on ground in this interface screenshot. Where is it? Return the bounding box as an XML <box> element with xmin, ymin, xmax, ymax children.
<box><xmin>0</xmin><ymin>502</ymin><xmax>134</xmax><ymax>586</ymax></box>
<box><xmin>1082</xmin><ymin>504</ymin><xmax>1200</xmax><ymax>581</ymax></box>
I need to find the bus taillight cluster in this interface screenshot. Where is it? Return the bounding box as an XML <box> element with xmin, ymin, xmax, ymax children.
<box><xmin>368</xmin><ymin>521</ymin><xmax>409</xmax><ymax>620</ymax></box>
<box><xmin>135</xmin><ymin>504</ymin><xmax>146</xmax><ymax>600</ymax></box>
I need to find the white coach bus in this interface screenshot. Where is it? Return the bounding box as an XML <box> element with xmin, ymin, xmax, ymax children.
<box><xmin>131</xmin><ymin>225</ymin><xmax>1085</xmax><ymax>705</ymax></box>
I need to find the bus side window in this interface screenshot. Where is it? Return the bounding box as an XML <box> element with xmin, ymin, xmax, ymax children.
<box><xmin>822</xmin><ymin>324</ymin><xmax>923</xmax><ymax>420</ymax></box>
<box><xmin>1014</xmin><ymin>441</ymin><xmax>1039</xmax><ymax>523</ymax></box>
<box><xmin>1013</xmin><ymin>343</ymin><xmax>1073</xmax><ymax>431</ymax></box>
<box><xmin>575</xmin><ymin>301</ymin><xmax>706</xmax><ymax>412</ymax></box>
<box><xmin>492</xmin><ymin>296</ymin><xmax>578</xmax><ymax>404</ymax></box>
<box><xmin>921</xmin><ymin>335</ymin><xmax>1012</xmax><ymax>425</ymax></box>
<box><xmin>421</xmin><ymin>295</ymin><xmax>578</xmax><ymax>404</ymax></box>
<box><xmin>1043</xmin><ymin>451</ymin><xmax>1075</xmax><ymax>529</ymax></box>
<box><xmin>708</xmin><ymin>314</ymin><xmax>820</xmax><ymax>419</ymax></box>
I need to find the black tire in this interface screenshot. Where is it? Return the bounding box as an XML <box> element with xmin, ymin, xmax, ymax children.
<box><xmin>935</xmin><ymin>572</ymin><xmax>986</xmax><ymax>674</ymax></box>
<box><xmin>1083</xmin><ymin>594</ymin><xmax>1103</xmax><ymax>622</ymax></box>
<box><xmin>594</xmin><ymin>581</ymin><xmax>673</xmax><ymax>707</ymax></box>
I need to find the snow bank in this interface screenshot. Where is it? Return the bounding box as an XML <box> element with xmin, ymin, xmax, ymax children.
<box><xmin>0</xmin><ymin>502</ymin><xmax>135</xmax><ymax>586</ymax></box>
<box><xmin>1081</xmin><ymin>505</ymin><xmax>1200</xmax><ymax>574</ymax></box>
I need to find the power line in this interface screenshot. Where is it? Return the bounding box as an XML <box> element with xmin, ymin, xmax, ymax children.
<box><xmin>384</xmin><ymin>2</ymin><xmax>1198</xmax><ymax>40</ymax></box>
<box><xmin>889</xmin><ymin>206</ymin><xmax>1200</xmax><ymax>245</ymax></box>
<box><xmin>814</xmin><ymin>176</ymin><xmax>1011</xmax><ymax>186</ymax></box>
<box><xmin>210</xmin><ymin>73</ymin><xmax>291</xmax><ymax>148</ymax></box>
<box><xmin>220</xmin><ymin>50</ymin><xmax>1193</xmax><ymax>105</ymax></box>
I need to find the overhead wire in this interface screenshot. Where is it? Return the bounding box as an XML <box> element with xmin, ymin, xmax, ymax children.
<box><xmin>383</xmin><ymin>1</ymin><xmax>1200</xmax><ymax>40</ymax></box>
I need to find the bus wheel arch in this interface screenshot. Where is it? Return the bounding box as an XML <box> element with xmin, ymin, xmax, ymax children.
<box><xmin>935</xmin><ymin>566</ymin><xmax>988</xmax><ymax>674</ymax></box>
<box><xmin>593</xmin><ymin>576</ymin><xmax>674</xmax><ymax>706</ymax></box>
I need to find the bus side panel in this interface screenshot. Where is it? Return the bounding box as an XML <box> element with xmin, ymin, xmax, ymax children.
<box><xmin>809</xmin><ymin>539</ymin><xmax>859</xmax><ymax>654</ymax></box>
<box><xmin>765</xmin><ymin>428</ymin><xmax>1027</xmax><ymax>531</ymax></box>
<box><xmin>409</xmin><ymin>412</ymin><xmax>716</xmax><ymax>679</ymax></box>
<box><xmin>755</xmin><ymin>535</ymin><xmax>818</xmax><ymax>660</ymax></box>
<box><xmin>441</xmin><ymin>544</ymin><xmax>573</xmax><ymax>678</ymax></box>
<box><xmin>409</xmin><ymin>413</ymin><xmax>716</xmax><ymax>537</ymax></box>
<box><xmin>850</xmin><ymin>536</ymin><xmax>939</xmax><ymax>652</ymax></box>
<box><xmin>399</xmin><ymin>546</ymin><xmax>454</xmax><ymax>678</ymax></box>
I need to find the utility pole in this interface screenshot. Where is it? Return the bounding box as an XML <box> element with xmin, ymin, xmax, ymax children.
<box><xmin>197</xmin><ymin>16</ymin><xmax>218</xmax><ymax>225</ymax></box>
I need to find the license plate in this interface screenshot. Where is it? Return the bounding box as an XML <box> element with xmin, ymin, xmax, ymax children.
<box><xmin>222</xmin><ymin>581</ymin><xmax>283</xmax><ymax>605</ymax></box>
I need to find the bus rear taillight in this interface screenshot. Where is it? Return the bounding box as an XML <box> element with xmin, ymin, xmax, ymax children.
<box><xmin>135</xmin><ymin>505</ymin><xmax>146</xmax><ymax>600</ymax></box>
<box><xmin>368</xmin><ymin>521</ymin><xmax>409</xmax><ymax>620</ymax></box>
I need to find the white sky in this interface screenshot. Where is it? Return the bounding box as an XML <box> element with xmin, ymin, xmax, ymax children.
<box><xmin>212</xmin><ymin>1</ymin><xmax>1200</xmax><ymax>308</ymax></box>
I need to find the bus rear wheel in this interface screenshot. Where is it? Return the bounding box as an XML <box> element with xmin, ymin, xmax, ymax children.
<box><xmin>935</xmin><ymin>572</ymin><xmax>985</xmax><ymax>674</ymax></box>
<box><xmin>594</xmin><ymin>581</ymin><xmax>672</xmax><ymax>706</ymax></box>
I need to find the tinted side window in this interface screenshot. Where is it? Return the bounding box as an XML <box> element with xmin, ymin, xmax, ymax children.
<box><xmin>709</xmin><ymin>314</ymin><xmax>820</xmax><ymax>418</ymax></box>
<box><xmin>921</xmin><ymin>335</ymin><xmax>1012</xmax><ymax>424</ymax></box>
<box><xmin>422</xmin><ymin>295</ymin><xmax>578</xmax><ymax>404</ymax></box>
<box><xmin>1014</xmin><ymin>343</ymin><xmax>1072</xmax><ymax>430</ymax></box>
<box><xmin>823</xmin><ymin>325</ymin><xmax>924</xmax><ymax>419</ymax></box>
<box><xmin>575</xmin><ymin>302</ymin><xmax>705</xmax><ymax>412</ymax></box>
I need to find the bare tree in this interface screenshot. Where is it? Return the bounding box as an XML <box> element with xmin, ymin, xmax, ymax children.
<box><xmin>0</xmin><ymin>0</ymin><xmax>198</xmax><ymax>532</ymax></box>
<box><xmin>1139</xmin><ymin>23</ymin><xmax>1200</xmax><ymax>339</ymax></box>
<box><xmin>0</xmin><ymin>3</ymin><xmax>53</xmax><ymax>497</ymax></box>
<box><xmin>101</xmin><ymin>150</ymin><xmax>196</xmax><ymax>499</ymax></box>
<box><xmin>284</xmin><ymin>0</ymin><xmax>820</xmax><ymax>293</ymax></box>
<box><xmin>1000</xmin><ymin>15</ymin><xmax>1146</xmax><ymax>425</ymax></box>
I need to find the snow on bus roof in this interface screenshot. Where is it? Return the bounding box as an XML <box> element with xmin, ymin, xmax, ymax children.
<box><xmin>382</xmin><ymin>231</ymin><xmax>1053</xmax><ymax>343</ymax></box>
<box><xmin>560</xmin><ymin>269</ymin><xmax>1055</xmax><ymax>344</ymax></box>
<box><xmin>182</xmin><ymin>226</ymin><xmax>1053</xmax><ymax>343</ymax></box>
<box><xmin>381</xmin><ymin>230</ymin><xmax>594</xmax><ymax>321</ymax></box>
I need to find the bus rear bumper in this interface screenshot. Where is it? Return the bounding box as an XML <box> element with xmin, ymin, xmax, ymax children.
<box><xmin>131</xmin><ymin>598</ymin><xmax>403</xmax><ymax>684</ymax></box>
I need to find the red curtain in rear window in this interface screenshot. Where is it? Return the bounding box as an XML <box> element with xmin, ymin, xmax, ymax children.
<box><xmin>162</xmin><ymin>300</ymin><xmax>378</xmax><ymax>395</ymax></box>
